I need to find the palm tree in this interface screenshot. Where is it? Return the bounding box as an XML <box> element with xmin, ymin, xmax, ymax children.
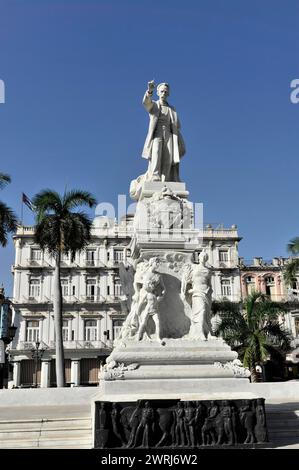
<box><xmin>32</xmin><ymin>189</ymin><xmax>97</xmax><ymax>387</ymax></box>
<box><xmin>212</xmin><ymin>292</ymin><xmax>291</xmax><ymax>382</ymax></box>
<box><xmin>0</xmin><ymin>173</ymin><xmax>18</xmax><ymax>246</ymax></box>
<box><xmin>284</xmin><ymin>237</ymin><xmax>299</xmax><ymax>289</ymax></box>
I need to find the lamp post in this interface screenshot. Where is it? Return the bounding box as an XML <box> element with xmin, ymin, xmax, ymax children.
<box><xmin>31</xmin><ymin>341</ymin><xmax>45</xmax><ymax>388</ymax></box>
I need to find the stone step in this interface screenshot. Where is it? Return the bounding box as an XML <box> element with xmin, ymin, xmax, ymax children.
<box><xmin>0</xmin><ymin>416</ymin><xmax>92</xmax><ymax>449</ymax></box>
<box><xmin>0</xmin><ymin>438</ymin><xmax>92</xmax><ymax>449</ymax></box>
<box><xmin>269</xmin><ymin>430</ymin><xmax>299</xmax><ymax>437</ymax></box>
<box><xmin>0</xmin><ymin>417</ymin><xmax>90</xmax><ymax>425</ymax></box>
<box><xmin>0</xmin><ymin>420</ymin><xmax>91</xmax><ymax>433</ymax></box>
<box><xmin>267</xmin><ymin>421</ymin><xmax>299</xmax><ymax>429</ymax></box>
<box><xmin>38</xmin><ymin>438</ymin><xmax>92</xmax><ymax>448</ymax></box>
<box><xmin>0</xmin><ymin>429</ymin><xmax>92</xmax><ymax>441</ymax></box>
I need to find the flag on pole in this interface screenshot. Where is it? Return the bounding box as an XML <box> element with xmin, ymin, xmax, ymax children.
<box><xmin>22</xmin><ymin>193</ymin><xmax>34</xmax><ymax>211</ymax></box>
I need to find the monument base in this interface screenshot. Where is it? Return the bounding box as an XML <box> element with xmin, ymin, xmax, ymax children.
<box><xmin>97</xmin><ymin>377</ymin><xmax>258</xmax><ymax>404</ymax></box>
<box><xmin>99</xmin><ymin>337</ymin><xmax>254</xmax><ymax>400</ymax></box>
<box><xmin>93</xmin><ymin>397</ymin><xmax>269</xmax><ymax>449</ymax></box>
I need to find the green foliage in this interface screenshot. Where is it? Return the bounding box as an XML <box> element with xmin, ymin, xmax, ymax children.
<box><xmin>0</xmin><ymin>173</ymin><xmax>11</xmax><ymax>189</ymax></box>
<box><xmin>0</xmin><ymin>173</ymin><xmax>18</xmax><ymax>246</ymax></box>
<box><xmin>287</xmin><ymin>237</ymin><xmax>299</xmax><ymax>255</ymax></box>
<box><xmin>284</xmin><ymin>236</ymin><xmax>299</xmax><ymax>287</ymax></box>
<box><xmin>33</xmin><ymin>189</ymin><xmax>97</xmax><ymax>259</ymax></box>
<box><xmin>213</xmin><ymin>293</ymin><xmax>291</xmax><ymax>379</ymax></box>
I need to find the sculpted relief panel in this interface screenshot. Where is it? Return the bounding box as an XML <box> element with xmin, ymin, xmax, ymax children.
<box><xmin>94</xmin><ymin>399</ymin><xmax>269</xmax><ymax>449</ymax></box>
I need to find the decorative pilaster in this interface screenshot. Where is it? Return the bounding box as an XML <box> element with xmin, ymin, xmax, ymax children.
<box><xmin>71</xmin><ymin>359</ymin><xmax>81</xmax><ymax>386</ymax></box>
<box><xmin>12</xmin><ymin>361</ymin><xmax>21</xmax><ymax>388</ymax></box>
<box><xmin>41</xmin><ymin>360</ymin><xmax>51</xmax><ymax>388</ymax></box>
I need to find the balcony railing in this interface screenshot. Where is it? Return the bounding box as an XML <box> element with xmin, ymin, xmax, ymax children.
<box><xmin>61</xmin><ymin>295</ymin><xmax>78</xmax><ymax>303</ymax></box>
<box><xmin>17</xmin><ymin>341</ymin><xmax>49</xmax><ymax>351</ymax></box>
<box><xmin>215</xmin><ymin>261</ymin><xmax>238</xmax><ymax>269</ymax></box>
<box><xmin>49</xmin><ymin>340</ymin><xmax>109</xmax><ymax>350</ymax></box>
<box><xmin>80</xmin><ymin>295</ymin><xmax>106</xmax><ymax>303</ymax></box>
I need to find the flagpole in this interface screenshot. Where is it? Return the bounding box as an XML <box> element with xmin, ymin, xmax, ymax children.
<box><xmin>20</xmin><ymin>193</ymin><xmax>23</xmax><ymax>227</ymax></box>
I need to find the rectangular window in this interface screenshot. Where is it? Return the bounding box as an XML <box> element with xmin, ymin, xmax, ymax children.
<box><xmin>221</xmin><ymin>279</ymin><xmax>232</xmax><ymax>297</ymax></box>
<box><xmin>61</xmin><ymin>279</ymin><xmax>69</xmax><ymax>297</ymax></box>
<box><xmin>84</xmin><ymin>320</ymin><xmax>97</xmax><ymax>341</ymax></box>
<box><xmin>114</xmin><ymin>250</ymin><xmax>123</xmax><ymax>263</ymax></box>
<box><xmin>113</xmin><ymin>320</ymin><xmax>123</xmax><ymax>340</ymax></box>
<box><xmin>219</xmin><ymin>250</ymin><xmax>229</xmax><ymax>262</ymax></box>
<box><xmin>26</xmin><ymin>320</ymin><xmax>40</xmax><ymax>342</ymax></box>
<box><xmin>86</xmin><ymin>278</ymin><xmax>96</xmax><ymax>300</ymax></box>
<box><xmin>86</xmin><ymin>250</ymin><xmax>96</xmax><ymax>266</ymax></box>
<box><xmin>295</xmin><ymin>318</ymin><xmax>299</xmax><ymax>337</ymax></box>
<box><xmin>29</xmin><ymin>279</ymin><xmax>40</xmax><ymax>298</ymax></box>
<box><xmin>114</xmin><ymin>282</ymin><xmax>123</xmax><ymax>296</ymax></box>
<box><xmin>31</xmin><ymin>249</ymin><xmax>41</xmax><ymax>261</ymax></box>
<box><xmin>62</xmin><ymin>320</ymin><xmax>69</xmax><ymax>342</ymax></box>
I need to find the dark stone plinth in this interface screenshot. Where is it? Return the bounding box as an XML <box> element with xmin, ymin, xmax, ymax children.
<box><xmin>94</xmin><ymin>398</ymin><xmax>268</xmax><ymax>449</ymax></box>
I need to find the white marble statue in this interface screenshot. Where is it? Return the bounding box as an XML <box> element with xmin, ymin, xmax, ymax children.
<box><xmin>136</xmin><ymin>257</ymin><xmax>166</xmax><ymax>342</ymax></box>
<box><xmin>116</xmin><ymin>259</ymin><xmax>149</xmax><ymax>341</ymax></box>
<box><xmin>142</xmin><ymin>80</ymin><xmax>186</xmax><ymax>182</ymax></box>
<box><xmin>116</xmin><ymin>257</ymin><xmax>165</xmax><ymax>342</ymax></box>
<box><xmin>181</xmin><ymin>252</ymin><xmax>215</xmax><ymax>341</ymax></box>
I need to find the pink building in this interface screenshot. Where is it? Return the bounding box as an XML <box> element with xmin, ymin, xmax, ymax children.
<box><xmin>239</xmin><ymin>257</ymin><xmax>288</xmax><ymax>302</ymax></box>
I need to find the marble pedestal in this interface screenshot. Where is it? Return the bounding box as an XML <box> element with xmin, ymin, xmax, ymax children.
<box><xmin>96</xmin><ymin>338</ymin><xmax>257</xmax><ymax>403</ymax></box>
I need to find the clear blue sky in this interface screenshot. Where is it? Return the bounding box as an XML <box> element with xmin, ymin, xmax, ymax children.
<box><xmin>0</xmin><ymin>0</ymin><xmax>298</xmax><ymax>295</ymax></box>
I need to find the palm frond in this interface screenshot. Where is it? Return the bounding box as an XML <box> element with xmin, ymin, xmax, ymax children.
<box><xmin>34</xmin><ymin>215</ymin><xmax>61</xmax><ymax>254</ymax></box>
<box><xmin>32</xmin><ymin>190</ymin><xmax>62</xmax><ymax>223</ymax></box>
<box><xmin>0</xmin><ymin>201</ymin><xmax>18</xmax><ymax>246</ymax></box>
<box><xmin>211</xmin><ymin>300</ymin><xmax>240</xmax><ymax>315</ymax></box>
<box><xmin>214</xmin><ymin>310</ymin><xmax>249</xmax><ymax>346</ymax></box>
<box><xmin>253</xmin><ymin>298</ymin><xmax>287</xmax><ymax>326</ymax></box>
<box><xmin>287</xmin><ymin>237</ymin><xmax>299</xmax><ymax>255</ymax></box>
<box><xmin>262</xmin><ymin>321</ymin><xmax>292</xmax><ymax>351</ymax></box>
<box><xmin>0</xmin><ymin>173</ymin><xmax>11</xmax><ymax>189</ymax></box>
<box><xmin>283</xmin><ymin>258</ymin><xmax>299</xmax><ymax>287</ymax></box>
<box><xmin>244</xmin><ymin>291</ymin><xmax>266</xmax><ymax>323</ymax></box>
<box><xmin>33</xmin><ymin>189</ymin><xmax>96</xmax><ymax>258</ymax></box>
<box><xmin>62</xmin><ymin>190</ymin><xmax>97</xmax><ymax>210</ymax></box>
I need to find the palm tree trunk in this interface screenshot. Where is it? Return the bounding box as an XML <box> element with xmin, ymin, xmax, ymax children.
<box><xmin>54</xmin><ymin>252</ymin><xmax>65</xmax><ymax>387</ymax></box>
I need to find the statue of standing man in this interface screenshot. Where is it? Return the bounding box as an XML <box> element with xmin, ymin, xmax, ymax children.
<box><xmin>142</xmin><ymin>80</ymin><xmax>186</xmax><ymax>182</ymax></box>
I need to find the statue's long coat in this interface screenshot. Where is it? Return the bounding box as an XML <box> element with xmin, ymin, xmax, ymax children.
<box><xmin>142</xmin><ymin>92</ymin><xmax>186</xmax><ymax>164</ymax></box>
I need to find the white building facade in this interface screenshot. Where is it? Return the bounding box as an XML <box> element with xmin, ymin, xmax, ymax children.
<box><xmin>9</xmin><ymin>218</ymin><xmax>242</xmax><ymax>388</ymax></box>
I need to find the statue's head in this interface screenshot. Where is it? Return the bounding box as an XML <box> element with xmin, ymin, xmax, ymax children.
<box><xmin>157</xmin><ymin>82</ymin><xmax>170</xmax><ymax>100</ymax></box>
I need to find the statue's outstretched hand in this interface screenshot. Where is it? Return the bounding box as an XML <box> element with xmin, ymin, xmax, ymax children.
<box><xmin>147</xmin><ymin>80</ymin><xmax>155</xmax><ymax>93</ymax></box>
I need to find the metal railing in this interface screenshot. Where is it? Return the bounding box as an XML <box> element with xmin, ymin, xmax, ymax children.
<box><xmin>17</xmin><ymin>341</ymin><xmax>49</xmax><ymax>351</ymax></box>
<box><xmin>49</xmin><ymin>340</ymin><xmax>109</xmax><ymax>350</ymax></box>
